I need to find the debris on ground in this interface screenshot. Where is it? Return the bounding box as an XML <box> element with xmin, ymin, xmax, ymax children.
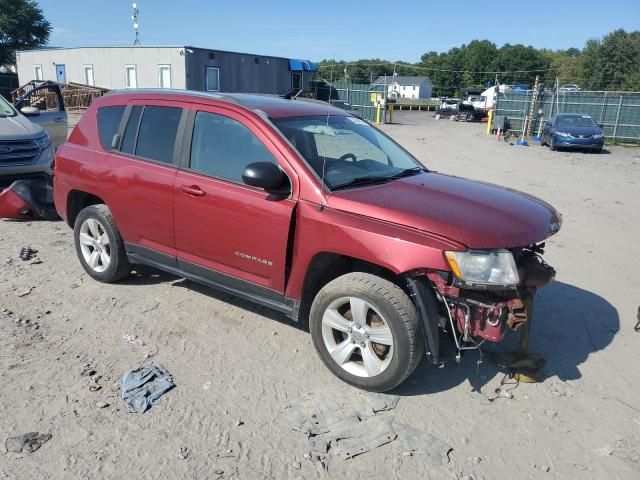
<box><xmin>19</xmin><ymin>246</ymin><xmax>38</xmax><ymax>261</ymax></box>
<box><xmin>635</xmin><ymin>306</ymin><xmax>640</xmax><ymax>332</ymax></box>
<box><xmin>95</xmin><ymin>401</ymin><xmax>109</xmax><ymax>409</ymax></box>
<box><xmin>282</xmin><ymin>387</ymin><xmax>400</xmax><ymax>465</ymax></box>
<box><xmin>123</xmin><ymin>333</ymin><xmax>144</xmax><ymax>346</ymax></box>
<box><xmin>121</xmin><ymin>362</ymin><xmax>174</xmax><ymax>413</ymax></box>
<box><xmin>283</xmin><ymin>387</ymin><xmax>453</xmax><ymax>467</ymax></box>
<box><xmin>4</xmin><ymin>432</ymin><xmax>52</xmax><ymax>454</ymax></box>
<box><xmin>312</xmin><ymin>415</ymin><xmax>397</xmax><ymax>460</ymax></box>
<box><xmin>396</xmin><ymin>424</ymin><xmax>453</xmax><ymax>466</ymax></box>
<box><xmin>283</xmin><ymin>387</ymin><xmax>398</xmax><ymax>435</ymax></box>
<box><xmin>80</xmin><ymin>366</ymin><xmax>97</xmax><ymax>377</ymax></box>
<box><xmin>178</xmin><ymin>446</ymin><xmax>190</xmax><ymax>460</ymax></box>
<box><xmin>15</xmin><ymin>287</ymin><xmax>33</xmax><ymax>297</ymax></box>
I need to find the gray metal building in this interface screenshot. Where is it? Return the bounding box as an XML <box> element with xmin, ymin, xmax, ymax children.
<box><xmin>15</xmin><ymin>46</ymin><xmax>318</xmax><ymax>94</ymax></box>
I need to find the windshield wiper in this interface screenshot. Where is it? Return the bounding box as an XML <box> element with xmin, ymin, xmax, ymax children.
<box><xmin>389</xmin><ymin>167</ymin><xmax>424</xmax><ymax>178</ymax></box>
<box><xmin>331</xmin><ymin>176</ymin><xmax>392</xmax><ymax>190</ymax></box>
<box><xmin>331</xmin><ymin>168</ymin><xmax>424</xmax><ymax>191</ymax></box>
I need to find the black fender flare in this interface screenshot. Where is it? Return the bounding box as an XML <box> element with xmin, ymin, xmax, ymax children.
<box><xmin>406</xmin><ymin>276</ymin><xmax>440</xmax><ymax>365</ymax></box>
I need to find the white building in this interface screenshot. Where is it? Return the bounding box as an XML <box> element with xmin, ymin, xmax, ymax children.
<box><xmin>372</xmin><ymin>76</ymin><xmax>432</xmax><ymax>100</ymax></box>
<box><xmin>15</xmin><ymin>46</ymin><xmax>318</xmax><ymax>94</ymax></box>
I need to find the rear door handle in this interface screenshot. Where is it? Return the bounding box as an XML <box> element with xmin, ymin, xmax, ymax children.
<box><xmin>54</xmin><ymin>117</ymin><xmax>65</xmax><ymax>122</ymax></box>
<box><xmin>181</xmin><ymin>185</ymin><xmax>206</xmax><ymax>197</ymax></box>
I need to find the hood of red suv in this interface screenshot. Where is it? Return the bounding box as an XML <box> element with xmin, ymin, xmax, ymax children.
<box><xmin>327</xmin><ymin>172</ymin><xmax>561</xmax><ymax>249</ymax></box>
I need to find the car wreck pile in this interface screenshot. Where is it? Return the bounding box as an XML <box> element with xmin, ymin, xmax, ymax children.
<box><xmin>0</xmin><ymin>179</ymin><xmax>58</xmax><ymax>220</ymax></box>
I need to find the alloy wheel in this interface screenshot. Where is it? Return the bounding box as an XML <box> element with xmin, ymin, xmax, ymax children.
<box><xmin>78</xmin><ymin>218</ymin><xmax>111</xmax><ymax>273</ymax></box>
<box><xmin>321</xmin><ymin>296</ymin><xmax>394</xmax><ymax>377</ymax></box>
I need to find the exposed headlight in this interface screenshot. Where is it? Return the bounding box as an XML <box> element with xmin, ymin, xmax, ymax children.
<box><xmin>593</xmin><ymin>133</ymin><xmax>604</xmax><ymax>139</ymax></box>
<box><xmin>34</xmin><ymin>135</ymin><xmax>51</xmax><ymax>149</ymax></box>
<box><xmin>444</xmin><ymin>249</ymin><xmax>519</xmax><ymax>287</ymax></box>
<box><xmin>555</xmin><ymin>131</ymin><xmax>570</xmax><ymax>138</ymax></box>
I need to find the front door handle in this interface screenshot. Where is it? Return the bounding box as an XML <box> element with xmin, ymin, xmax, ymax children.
<box><xmin>181</xmin><ymin>185</ymin><xmax>206</xmax><ymax>197</ymax></box>
<box><xmin>54</xmin><ymin>117</ymin><xmax>65</xmax><ymax>122</ymax></box>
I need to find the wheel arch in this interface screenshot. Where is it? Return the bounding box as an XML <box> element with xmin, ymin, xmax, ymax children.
<box><xmin>297</xmin><ymin>252</ymin><xmax>413</xmax><ymax>327</ymax></box>
<box><xmin>66</xmin><ymin>190</ymin><xmax>106</xmax><ymax>228</ymax></box>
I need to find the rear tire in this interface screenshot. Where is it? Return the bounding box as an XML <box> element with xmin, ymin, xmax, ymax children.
<box><xmin>73</xmin><ymin>204</ymin><xmax>131</xmax><ymax>283</ymax></box>
<box><xmin>309</xmin><ymin>273</ymin><xmax>424</xmax><ymax>392</ymax></box>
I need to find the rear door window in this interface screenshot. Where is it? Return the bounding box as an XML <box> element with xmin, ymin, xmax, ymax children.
<box><xmin>189</xmin><ymin>111</ymin><xmax>277</xmax><ymax>183</ymax></box>
<box><xmin>97</xmin><ymin>105</ymin><xmax>125</xmax><ymax>150</ymax></box>
<box><xmin>135</xmin><ymin>106</ymin><xmax>182</xmax><ymax>163</ymax></box>
<box><xmin>120</xmin><ymin>105</ymin><xmax>182</xmax><ymax>164</ymax></box>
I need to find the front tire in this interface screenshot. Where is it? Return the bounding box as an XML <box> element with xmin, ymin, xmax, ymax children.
<box><xmin>550</xmin><ymin>136</ymin><xmax>557</xmax><ymax>151</ymax></box>
<box><xmin>309</xmin><ymin>273</ymin><xmax>424</xmax><ymax>392</ymax></box>
<box><xmin>74</xmin><ymin>204</ymin><xmax>131</xmax><ymax>283</ymax></box>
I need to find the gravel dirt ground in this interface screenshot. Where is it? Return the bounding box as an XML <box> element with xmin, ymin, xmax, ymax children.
<box><xmin>1</xmin><ymin>111</ymin><xmax>639</xmax><ymax>479</ymax></box>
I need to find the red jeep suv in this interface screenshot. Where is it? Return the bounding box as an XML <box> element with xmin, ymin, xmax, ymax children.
<box><xmin>53</xmin><ymin>90</ymin><xmax>560</xmax><ymax>392</ymax></box>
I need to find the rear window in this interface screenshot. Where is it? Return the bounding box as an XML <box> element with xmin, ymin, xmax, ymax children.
<box><xmin>96</xmin><ymin>106</ymin><xmax>125</xmax><ymax>150</ymax></box>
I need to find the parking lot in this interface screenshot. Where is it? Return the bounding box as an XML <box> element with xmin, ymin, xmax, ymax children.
<box><xmin>1</xmin><ymin>111</ymin><xmax>639</xmax><ymax>479</ymax></box>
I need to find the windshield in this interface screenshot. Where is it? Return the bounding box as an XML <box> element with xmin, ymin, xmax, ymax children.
<box><xmin>273</xmin><ymin>115</ymin><xmax>424</xmax><ymax>190</ymax></box>
<box><xmin>557</xmin><ymin>115</ymin><xmax>596</xmax><ymax>129</ymax></box>
<box><xmin>0</xmin><ymin>95</ymin><xmax>17</xmax><ymax>117</ymax></box>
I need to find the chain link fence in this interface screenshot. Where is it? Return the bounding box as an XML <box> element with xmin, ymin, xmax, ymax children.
<box><xmin>495</xmin><ymin>90</ymin><xmax>640</xmax><ymax>142</ymax></box>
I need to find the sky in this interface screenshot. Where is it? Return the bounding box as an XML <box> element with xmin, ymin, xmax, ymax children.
<box><xmin>40</xmin><ymin>0</ymin><xmax>639</xmax><ymax>62</ymax></box>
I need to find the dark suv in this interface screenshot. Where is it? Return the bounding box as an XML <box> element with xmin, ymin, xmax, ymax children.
<box><xmin>53</xmin><ymin>90</ymin><xmax>560</xmax><ymax>391</ymax></box>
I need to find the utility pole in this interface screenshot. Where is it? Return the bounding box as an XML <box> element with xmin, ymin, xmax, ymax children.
<box><xmin>330</xmin><ymin>56</ymin><xmax>334</xmax><ymax>83</ymax></box>
<box><xmin>132</xmin><ymin>3</ymin><xmax>141</xmax><ymax>46</ymax></box>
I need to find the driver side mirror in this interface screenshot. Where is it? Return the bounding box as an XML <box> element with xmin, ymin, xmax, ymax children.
<box><xmin>242</xmin><ymin>162</ymin><xmax>289</xmax><ymax>194</ymax></box>
<box><xmin>21</xmin><ymin>106</ymin><xmax>41</xmax><ymax>117</ymax></box>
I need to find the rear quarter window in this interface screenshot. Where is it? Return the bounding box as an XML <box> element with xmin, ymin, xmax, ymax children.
<box><xmin>96</xmin><ymin>106</ymin><xmax>125</xmax><ymax>150</ymax></box>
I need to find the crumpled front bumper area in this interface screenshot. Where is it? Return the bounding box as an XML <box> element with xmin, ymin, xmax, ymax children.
<box><xmin>428</xmin><ymin>246</ymin><xmax>556</xmax><ymax>346</ymax></box>
<box><xmin>0</xmin><ymin>178</ymin><xmax>58</xmax><ymax>220</ymax></box>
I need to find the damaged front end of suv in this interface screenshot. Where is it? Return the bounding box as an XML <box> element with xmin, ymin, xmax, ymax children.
<box><xmin>408</xmin><ymin>240</ymin><xmax>558</xmax><ymax>369</ymax></box>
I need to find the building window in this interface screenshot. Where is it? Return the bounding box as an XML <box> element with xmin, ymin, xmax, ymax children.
<box><xmin>206</xmin><ymin>67</ymin><xmax>220</xmax><ymax>92</ymax></box>
<box><xmin>158</xmin><ymin>65</ymin><xmax>171</xmax><ymax>88</ymax></box>
<box><xmin>125</xmin><ymin>65</ymin><xmax>137</xmax><ymax>88</ymax></box>
<box><xmin>83</xmin><ymin>65</ymin><xmax>95</xmax><ymax>86</ymax></box>
<box><xmin>33</xmin><ymin>65</ymin><xmax>43</xmax><ymax>81</ymax></box>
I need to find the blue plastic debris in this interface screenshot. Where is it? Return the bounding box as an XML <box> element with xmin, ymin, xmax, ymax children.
<box><xmin>121</xmin><ymin>362</ymin><xmax>174</xmax><ymax>413</ymax></box>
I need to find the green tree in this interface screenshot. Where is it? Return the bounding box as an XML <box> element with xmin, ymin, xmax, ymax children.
<box><xmin>317</xmin><ymin>29</ymin><xmax>640</xmax><ymax>95</ymax></box>
<box><xmin>493</xmin><ymin>44</ymin><xmax>546</xmax><ymax>85</ymax></box>
<box><xmin>0</xmin><ymin>0</ymin><xmax>51</xmax><ymax>65</ymax></box>
<box><xmin>462</xmin><ymin>40</ymin><xmax>498</xmax><ymax>87</ymax></box>
<box><xmin>578</xmin><ymin>29</ymin><xmax>640</xmax><ymax>90</ymax></box>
